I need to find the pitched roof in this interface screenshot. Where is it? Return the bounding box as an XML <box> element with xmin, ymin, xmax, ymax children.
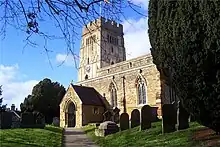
<box><xmin>71</xmin><ymin>84</ymin><xmax>105</xmax><ymax>106</ymax></box>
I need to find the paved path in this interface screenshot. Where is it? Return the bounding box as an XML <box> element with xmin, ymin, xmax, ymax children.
<box><xmin>63</xmin><ymin>128</ymin><xmax>99</xmax><ymax>147</ymax></box>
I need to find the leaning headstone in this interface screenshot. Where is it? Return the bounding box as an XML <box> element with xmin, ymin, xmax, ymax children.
<box><xmin>95</xmin><ymin>121</ymin><xmax>119</xmax><ymax>137</ymax></box>
<box><xmin>131</xmin><ymin>109</ymin><xmax>140</xmax><ymax>128</ymax></box>
<box><xmin>141</xmin><ymin>105</ymin><xmax>152</xmax><ymax>130</ymax></box>
<box><xmin>103</xmin><ymin>111</ymin><xmax>113</xmax><ymax>121</ymax></box>
<box><xmin>52</xmin><ymin>117</ymin><xmax>60</xmax><ymax>126</ymax></box>
<box><xmin>162</xmin><ymin>104</ymin><xmax>176</xmax><ymax>133</ymax></box>
<box><xmin>120</xmin><ymin>113</ymin><xmax>129</xmax><ymax>131</ymax></box>
<box><xmin>177</xmin><ymin>101</ymin><xmax>190</xmax><ymax>130</ymax></box>
<box><xmin>113</xmin><ymin>107</ymin><xmax>120</xmax><ymax>124</ymax></box>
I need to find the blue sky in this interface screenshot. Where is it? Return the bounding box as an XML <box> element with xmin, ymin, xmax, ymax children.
<box><xmin>0</xmin><ymin>0</ymin><xmax>151</xmax><ymax>109</ymax></box>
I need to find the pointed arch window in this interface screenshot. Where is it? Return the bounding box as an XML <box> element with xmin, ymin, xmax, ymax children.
<box><xmin>110</xmin><ymin>83</ymin><xmax>117</xmax><ymax>107</ymax></box>
<box><xmin>137</xmin><ymin>77</ymin><xmax>147</xmax><ymax>105</ymax></box>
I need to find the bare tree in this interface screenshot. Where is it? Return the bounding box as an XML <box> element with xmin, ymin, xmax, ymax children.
<box><xmin>0</xmin><ymin>0</ymin><xmax>146</xmax><ymax>68</ymax></box>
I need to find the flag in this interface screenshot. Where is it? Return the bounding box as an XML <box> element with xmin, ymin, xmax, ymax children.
<box><xmin>104</xmin><ymin>0</ymin><xmax>110</xmax><ymax>3</ymax></box>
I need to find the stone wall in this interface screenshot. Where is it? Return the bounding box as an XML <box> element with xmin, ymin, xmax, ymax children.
<box><xmin>82</xmin><ymin>105</ymin><xmax>105</xmax><ymax>126</ymax></box>
<box><xmin>60</xmin><ymin>86</ymin><xmax>82</xmax><ymax>128</ymax></box>
<box><xmin>78</xmin><ymin>17</ymin><xmax>125</xmax><ymax>81</ymax></box>
<box><xmin>77</xmin><ymin>54</ymin><xmax>161</xmax><ymax>118</ymax></box>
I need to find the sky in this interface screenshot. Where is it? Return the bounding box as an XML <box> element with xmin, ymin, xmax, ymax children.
<box><xmin>0</xmin><ymin>0</ymin><xmax>151</xmax><ymax>109</ymax></box>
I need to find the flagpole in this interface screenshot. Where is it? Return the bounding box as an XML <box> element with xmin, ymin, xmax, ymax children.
<box><xmin>99</xmin><ymin>1</ymin><xmax>102</xmax><ymax>17</ymax></box>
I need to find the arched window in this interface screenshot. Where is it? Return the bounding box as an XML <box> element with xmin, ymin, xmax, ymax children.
<box><xmin>137</xmin><ymin>77</ymin><xmax>147</xmax><ymax>105</ymax></box>
<box><xmin>110</xmin><ymin>83</ymin><xmax>117</xmax><ymax>107</ymax></box>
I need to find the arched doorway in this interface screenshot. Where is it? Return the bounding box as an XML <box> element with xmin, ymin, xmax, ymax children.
<box><xmin>65</xmin><ymin>102</ymin><xmax>76</xmax><ymax>127</ymax></box>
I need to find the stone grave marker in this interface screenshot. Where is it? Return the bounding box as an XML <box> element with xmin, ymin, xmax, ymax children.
<box><xmin>52</xmin><ymin>117</ymin><xmax>60</xmax><ymax>127</ymax></box>
<box><xmin>0</xmin><ymin>112</ymin><xmax>12</xmax><ymax>129</ymax></box>
<box><xmin>141</xmin><ymin>105</ymin><xmax>152</xmax><ymax>130</ymax></box>
<box><xmin>113</xmin><ymin>107</ymin><xmax>120</xmax><ymax>124</ymax></box>
<box><xmin>189</xmin><ymin>114</ymin><xmax>196</xmax><ymax>122</ymax></box>
<box><xmin>120</xmin><ymin>113</ymin><xmax>129</xmax><ymax>131</ymax></box>
<box><xmin>151</xmin><ymin>107</ymin><xmax>159</xmax><ymax>122</ymax></box>
<box><xmin>103</xmin><ymin>110</ymin><xmax>113</xmax><ymax>121</ymax></box>
<box><xmin>95</xmin><ymin>121</ymin><xmax>119</xmax><ymax>137</ymax></box>
<box><xmin>131</xmin><ymin>109</ymin><xmax>140</xmax><ymax>128</ymax></box>
<box><xmin>162</xmin><ymin>104</ymin><xmax>177</xmax><ymax>133</ymax></box>
<box><xmin>177</xmin><ymin>101</ymin><xmax>190</xmax><ymax>130</ymax></box>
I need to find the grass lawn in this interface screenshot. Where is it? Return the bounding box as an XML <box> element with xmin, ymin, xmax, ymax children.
<box><xmin>83</xmin><ymin>121</ymin><xmax>218</xmax><ymax>147</ymax></box>
<box><xmin>0</xmin><ymin>125</ymin><xmax>63</xmax><ymax>147</ymax></box>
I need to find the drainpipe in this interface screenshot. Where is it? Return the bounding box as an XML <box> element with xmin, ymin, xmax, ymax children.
<box><xmin>122</xmin><ymin>76</ymin><xmax>126</xmax><ymax>113</ymax></box>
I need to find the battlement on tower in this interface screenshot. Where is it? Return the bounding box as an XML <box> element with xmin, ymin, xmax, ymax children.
<box><xmin>82</xmin><ymin>17</ymin><xmax>123</xmax><ymax>36</ymax></box>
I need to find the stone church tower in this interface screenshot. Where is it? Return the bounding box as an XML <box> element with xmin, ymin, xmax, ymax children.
<box><xmin>78</xmin><ymin>17</ymin><xmax>126</xmax><ymax>81</ymax></box>
<box><xmin>60</xmin><ymin>17</ymin><xmax>163</xmax><ymax>128</ymax></box>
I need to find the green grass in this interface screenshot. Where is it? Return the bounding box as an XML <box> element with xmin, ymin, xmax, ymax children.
<box><xmin>83</xmin><ymin>121</ymin><xmax>206</xmax><ymax>147</ymax></box>
<box><xmin>0</xmin><ymin>125</ymin><xmax>63</xmax><ymax>147</ymax></box>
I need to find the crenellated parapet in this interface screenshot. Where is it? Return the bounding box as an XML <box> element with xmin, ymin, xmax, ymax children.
<box><xmin>82</xmin><ymin>17</ymin><xmax>123</xmax><ymax>36</ymax></box>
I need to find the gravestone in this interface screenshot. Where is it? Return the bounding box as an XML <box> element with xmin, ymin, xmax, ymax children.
<box><xmin>189</xmin><ymin>114</ymin><xmax>196</xmax><ymax>122</ymax></box>
<box><xmin>0</xmin><ymin>112</ymin><xmax>12</xmax><ymax>129</ymax></box>
<box><xmin>21</xmin><ymin>112</ymin><xmax>35</xmax><ymax>128</ymax></box>
<box><xmin>120</xmin><ymin>113</ymin><xmax>129</xmax><ymax>131</ymax></box>
<box><xmin>95</xmin><ymin>121</ymin><xmax>119</xmax><ymax>137</ymax></box>
<box><xmin>113</xmin><ymin>107</ymin><xmax>120</xmax><ymax>124</ymax></box>
<box><xmin>151</xmin><ymin>107</ymin><xmax>159</xmax><ymax>122</ymax></box>
<box><xmin>131</xmin><ymin>109</ymin><xmax>140</xmax><ymax>128</ymax></box>
<box><xmin>177</xmin><ymin>101</ymin><xmax>190</xmax><ymax>130</ymax></box>
<box><xmin>162</xmin><ymin>104</ymin><xmax>176</xmax><ymax>133</ymax></box>
<box><xmin>103</xmin><ymin>110</ymin><xmax>113</xmax><ymax>121</ymax></box>
<box><xmin>141</xmin><ymin>105</ymin><xmax>152</xmax><ymax>130</ymax></box>
<box><xmin>52</xmin><ymin>117</ymin><xmax>60</xmax><ymax>126</ymax></box>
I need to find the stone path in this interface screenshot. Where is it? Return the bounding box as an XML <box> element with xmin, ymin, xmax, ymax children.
<box><xmin>63</xmin><ymin>128</ymin><xmax>99</xmax><ymax>147</ymax></box>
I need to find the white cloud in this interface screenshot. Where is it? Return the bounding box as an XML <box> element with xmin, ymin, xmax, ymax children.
<box><xmin>130</xmin><ymin>0</ymin><xmax>149</xmax><ymax>10</ymax></box>
<box><xmin>0</xmin><ymin>64</ymin><xmax>38</xmax><ymax>110</ymax></box>
<box><xmin>123</xmin><ymin>17</ymin><xmax>151</xmax><ymax>60</ymax></box>
<box><xmin>55</xmin><ymin>53</ymin><xmax>79</xmax><ymax>67</ymax></box>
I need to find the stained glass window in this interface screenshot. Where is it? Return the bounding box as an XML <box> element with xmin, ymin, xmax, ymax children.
<box><xmin>110</xmin><ymin>83</ymin><xmax>117</xmax><ymax>107</ymax></box>
<box><xmin>137</xmin><ymin>77</ymin><xmax>147</xmax><ymax>105</ymax></box>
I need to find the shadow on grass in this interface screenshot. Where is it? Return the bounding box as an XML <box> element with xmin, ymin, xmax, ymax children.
<box><xmin>1</xmin><ymin>139</ymin><xmax>41</xmax><ymax>147</ymax></box>
<box><xmin>191</xmin><ymin>127</ymin><xmax>220</xmax><ymax>147</ymax></box>
<box><xmin>44</xmin><ymin>125</ymin><xmax>63</xmax><ymax>133</ymax></box>
<box><xmin>84</xmin><ymin>127</ymin><xmax>96</xmax><ymax>134</ymax></box>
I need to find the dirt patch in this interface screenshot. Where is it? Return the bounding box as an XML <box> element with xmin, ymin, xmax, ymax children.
<box><xmin>192</xmin><ymin>127</ymin><xmax>220</xmax><ymax>147</ymax></box>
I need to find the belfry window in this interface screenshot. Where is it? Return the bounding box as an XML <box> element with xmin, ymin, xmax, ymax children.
<box><xmin>85</xmin><ymin>75</ymin><xmax>88</xmax><ymax>80</ymax></box>
<box><xmin>110</xmin><ymin>83</ymin><xmax>117</xmax><ymax>108</ymax></box>
<box><xmin>137</xmin><ymin>77</ymin><xmax>147</xmax><ymax>105</ymax></box>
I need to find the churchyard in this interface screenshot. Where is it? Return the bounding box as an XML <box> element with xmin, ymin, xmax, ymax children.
<box><xmin>0</xmin><ymin>125</ymin><xmax>63</xmax><ymax>147</ymax></box>
<box><xmin>0</xmin><ymin>110</ymin><xmax>64</xmax><ymax>147</ymax></box>
<box><xmin>83</xmin><ymin>104</ymin><xmax>220</xmax><ymax>147</ymax></box>
<box><xmin>1</xmin><ymin>104</ymin><xmax>220</xmax><ymax>146</ymax></box>
<box><xmin>84</xmin><ymin>121</ymin><xmax>203</xmax><ymax>147</ymax></box>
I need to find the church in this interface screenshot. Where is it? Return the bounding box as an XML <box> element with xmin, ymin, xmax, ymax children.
<box><xmin>59</xmin><ymin>17</ymin><xmax>174</xmax><ymax>128</ymax></box>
